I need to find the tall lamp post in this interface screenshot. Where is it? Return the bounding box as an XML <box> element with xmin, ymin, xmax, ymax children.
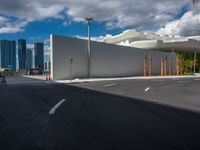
<box><xmin>192</xmin><ymin>0</ymin><xmax>199</xmax><ymax>4</ymax></box>
<box><xmin>85</xmin><ymin>17</ymin><xmax>93</xmax><ymax>78</ymax></box>
<box><xmin>193</xmin><ymin>49</ymin><xmax>197</xmax><ymax>73</ymax></box>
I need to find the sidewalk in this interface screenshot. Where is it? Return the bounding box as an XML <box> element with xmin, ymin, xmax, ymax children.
<box><xmin>23</xmin><ymin>75</ymin><xmax>46</xmax><ymax>80</ymax></box>
<box><xmin>55</xmin><ymin>75</ymin><xmax>200</xmax><ymax>84</ymax></box>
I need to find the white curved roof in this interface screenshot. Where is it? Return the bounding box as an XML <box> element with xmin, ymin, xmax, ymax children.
<box><xmin>104</xmin><ymin>30</ymin><xmax>200</xmax><ymax>52</ymax></box>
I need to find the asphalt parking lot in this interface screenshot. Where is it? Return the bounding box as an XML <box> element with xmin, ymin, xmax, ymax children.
<box><xmin>74</xmin><ymin>77</ymin><xmax>200</xmax><ymax>112</ymax></box>
<box><xmin>0</xmin><ymin>76</ymin><xmax>200</xmax><ymax>150</ymax></box>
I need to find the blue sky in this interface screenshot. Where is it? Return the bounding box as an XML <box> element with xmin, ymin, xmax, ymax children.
<box><xmin>0</xmin><ymin>19</ymin><xmax>125</xmax><ymax>44</ymax></box>
<box><xmin>0</xmin><ymin>0</ymin><xmax>199</xmax><ymax>62</ymax></box>
<box><xmin>0</xmin><ymin>18</ymin><xmax>127</xmax><ymax>62</ymax></box>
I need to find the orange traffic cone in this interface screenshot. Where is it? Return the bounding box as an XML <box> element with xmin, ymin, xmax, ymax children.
<box><xmin>48</xmin><ymin>74</ymin><xmax>51</xmax><ymax>81</ymax></box>
<box><xmin>46</xmin><ymin>74</ymin><xmax>48</xmax><ymax>81</ymax></box>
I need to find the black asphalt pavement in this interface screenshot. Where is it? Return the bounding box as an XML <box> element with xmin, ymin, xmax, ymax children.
<box><xmin>0</xmin><ymin>77</ymin><xmax>200</xmax><ymax>150</ymax></box>
<box><xmin>75</xmin><ymin>77</ymin><xmax>200</xmax><ymax>112</ymax></box>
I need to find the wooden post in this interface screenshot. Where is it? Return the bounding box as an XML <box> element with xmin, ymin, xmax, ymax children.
<box><xmin>176</xmin><ymin>56</ymin><xmax>179</xmax><ymax>75</ymax></box>
<box><xmin>179</xmin><ymin>58</ymin><xmax>183</xmax><ymax>75</ymax></box>
<box><xmin>168</xmin><ymin>56</ymin><xmax>171</xmax><ymax>76</ymax></box>
<box><xmin>161</xmin><ymin>57</ymin><xmax>163</xmax><ymax>76</ymax></box>
<box><xmin>144</xmin><ymin>55</ymin><xmax>147</xmax><ymax>76</ymax></box>
<box><xmin>164</xmin><ymin>56</ymin><xmax>167</xmax><ymax>76</ymax></box>
<box><xmin>149</xmin><ymin>55</ymin><xmax>152</xmax><ymax>76</ymax></box>
<box><xmin>166</xmin><ymin>56</ymin><xmax>168</xmax><ymax>75</ymax></box>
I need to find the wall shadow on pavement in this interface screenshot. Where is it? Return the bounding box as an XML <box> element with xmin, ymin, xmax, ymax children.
<box><xmin>62</xmin><ymin>84</ymin><xmax>200</xmax><ymax>150</ymax></box>
<box><xmin>68</xmin><ymin>83</ymin><xmax>200</xmax><ymax>114</ymax></box>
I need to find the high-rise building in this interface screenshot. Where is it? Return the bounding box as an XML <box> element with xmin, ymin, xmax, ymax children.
<box><xmin>0</xmin><ymin>40</ymin><xmax>16</xmax><ymax>71</ymax></box>
<box><xmin>34</xmin><ymin>42</ymin><xmax>44</xmax><ymax>72</ymax></box>
<box><xmin>25</xmin><ymin>49</ymin><xmax>32</xmax><ymax>70</ymax></box>
<box><xmin>44</xmin><ymin>61</ymin><xmax>51</xmax><ymax>72</ymax></box>
<box><xmin>18</xmin><ymin>39</ymin><xmax>26</xmax><ymax>70</ymax></box>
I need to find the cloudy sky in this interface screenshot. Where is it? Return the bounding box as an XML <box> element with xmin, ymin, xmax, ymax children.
<box><xmin>0</xmin><ymin>0</ymin><xmax>200</xmax><ymax>60</ymax></box>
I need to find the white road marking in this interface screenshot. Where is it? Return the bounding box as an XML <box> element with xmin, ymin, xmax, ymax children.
<box><xmin>171</xmin><ymin>78</ymin><xmax>178</xmax><ymax>80</ymax></box>
<box><xmin>153</xmin><ymin>80</ymin><xmax>164</xmax><ymax>82</ymax></box>
<box><xmin>49</xmin><ymin>99</ymin><xmax>66</xmax><ymax>115</ymax></box>
<box><xmin>195</xmin><ymin>78</ymin><xmax>200</xmax><ymax>81</ymax></box>
<box><xmin>178</xmin><ymin>81</ymin><xmax>190</xmax><ymax>83</ymax></box>
<box><xmin>144</xmin><ymin>87</ymin><xmax>151</xmax><ymax>92</ymax></box>
<box><xmin>104</xmin><ymin>83</ymin><xmax>117</xmax><ymax>87</ymax></box>
<box><xmin>153</xmin><ymin>100</ymin><xmax>158</xmax><ymax>102</ymax></box>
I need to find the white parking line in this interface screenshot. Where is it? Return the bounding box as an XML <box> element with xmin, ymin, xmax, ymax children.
<box><xmin>104</xmin><ymin>83</ymin><xmax>117</xmax><ymax>87</ymax></box>
<box><xmin>144</xmin><ymin>87</ymin><xmax>151</xmax><ymax>92</ymax></box>
<box><xmin>195</xmin><ymin>78</ymin><xmax>200</xmax><ymax>81</ymax></box>
<box><xmin>152</xmin><ymin>80</ymin><xmax>164</xmax><ymax>82</ymax></box>
<box><xmin>49</xmin><ymin>99</ymin><xmax>66</xmax><ymax>115</ymax></box>
<box><xmin>178</xmin><ymin>81</ymin><xmax>190</xmax><ymax>83</ymax></box>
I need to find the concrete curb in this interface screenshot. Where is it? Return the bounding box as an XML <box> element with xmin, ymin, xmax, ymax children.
<box><xmin>55</xmin><ymin>75</ymin><xmax>199</xmax><ymax>84</ymax></box>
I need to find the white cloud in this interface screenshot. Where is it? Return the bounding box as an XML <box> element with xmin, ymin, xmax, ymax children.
<box><xmin>62</xmin><ymin>20</ymin><xmax>72</xmax><ymax>26</ymax></box>
<box><xmin>0</xmin><ymin>26</ymin><xmax>22</xmax><ymax>34</ymax></box>
<box><xmin>157</xmin><ymin>8</ymin><xmax>200</xmax><ymax>36</ymax></box>
<box><xmin>27</xmin><ymin>43</ymin><xmax>34</xmax><ymax>49</ymax></box>
<box><xmin>65</xmin><ymin>0</ymin><xmax>187</xmax><ymax>30</ymax></box>
<box><xmin>0</xmin><ymin>17</ymin><xmax>30</xmax><ymax>34</ymax></box>
<box><xmin>29</xmin><ymin>2</ymin><xmax>65</xmax><ymax>20</ymax></box>
<box><xmin>0</xmin><ymin>16</ymin><xmax>8</xmax><ymax>25</ymax></box>
<box><xmin>75</xmin><ymin>35</ymin><xmax>104</xmax><ymax>42</ymax></box>
<box><xmin>0</xmin><ymin>0</ymin><xmax>199</xmax><ymax>35</ymax></box>
<box><xmin>0</xmin><ymin>1</ymin><xmax>65</xmax><ymax>20</ymax></box>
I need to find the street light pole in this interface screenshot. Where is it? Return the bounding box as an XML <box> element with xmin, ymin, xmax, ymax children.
<box><xmin>193</xmin><ymin>50</ymin><xmax>197</xmax><ymax>73</ymax></box>
<box><xmin>85</xmin><ymin>17</ymin><xmax>93</xmax><ymax>78</ymax></box>
<box><xmin>69</xmin><ymin>58</ymin><xmax>73</xmax><ymax>83</ymax></box>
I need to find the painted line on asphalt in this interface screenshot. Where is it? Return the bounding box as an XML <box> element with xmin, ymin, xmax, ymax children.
<box><xmin>171</xmin><ymin>78</ymin><xmax>180</xmax><ymax>81</ymax></box>
<box><xmin>104</xmin><ymin>83</ymin><xmax>117</xmax><ymax>87</ymax></box>
<box><xmin>153</xmin><ymin>99</ymin><xmax>158</xmax><ymax>102</ymax></box>
<box><xmin>152</xmin><ymin>79</ymin><xmax>164</xmax><ymax>82</ymax></box>
<box><xmin>178</xmin><ymin>81</ymin><xmax>191</xmax><ymax>83</ymax></box>
<box><xmin>195</xmin><ymin>78</ymin><xmax>200</xmax><ymax>81</ymax></box>
<box><xmin>144</xmin><ymin>87</ymin><xmax>151</xmax><ymax>92</ymax></box>
<box><xmin>49</xmin><ymin>99</ymin><xmax>66</xmax><ymax>115</ymax></box>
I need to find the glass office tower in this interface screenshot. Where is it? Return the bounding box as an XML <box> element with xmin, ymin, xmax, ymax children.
<box><xmin>18</xmin><ymin>39</ymin><xmax>26</xmax><ymax>70</ymax></box>
<box><xmin>34</xmin><ymin>42</ymin><xmax>44</xmax><ymax>72</ymax></box>
<box><xmin>25</xmin><ymin>49</ymin><xmax>33</xmax><ymax>71</ymax></box>
<box><xmin>0</xmin><ymin>40</ymin><xmax>16</xmax><ymax>71</ymax></box>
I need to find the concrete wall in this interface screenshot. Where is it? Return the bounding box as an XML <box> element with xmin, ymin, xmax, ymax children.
<box><xmin>50</xmin><ymin>35</ymin><xmax>88</xmax><ymax>80</ymax></box>
<box><xmin>51</xmin><ymin>35</ymin><xmax>176</xmax><ymax>80</ymax></box>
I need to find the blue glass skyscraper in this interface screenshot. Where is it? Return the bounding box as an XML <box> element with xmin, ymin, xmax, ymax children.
<box><xmin>26</xmin><ymin>49</ymin><xmax>33</xmax><ymax>71</ymax></box>
<box><xmin>34</xmin><ymin>42</ymin><xmax>44</xmax><ymax>72</ymax></box>
<box><xmin>0</xmin><ymin>40</ymin><xmax>16</xmax><ymax>71</ymax></box>
<box><xmin>18</xmin><ymin>39</ymin><xmax>26</xmax><ymax>70</ymax></box>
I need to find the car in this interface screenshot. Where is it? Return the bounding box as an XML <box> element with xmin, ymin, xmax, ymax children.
<box><xmin>29</xmin><ymin>67</ymin><xmax>42</xmax><ymax>75</ymax></box>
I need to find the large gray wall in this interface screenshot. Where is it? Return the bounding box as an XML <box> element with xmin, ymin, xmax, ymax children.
<box><xmin>51</xmin><ymin>35</ymin><xmax>176</xmax><ymax>80</ymax></box>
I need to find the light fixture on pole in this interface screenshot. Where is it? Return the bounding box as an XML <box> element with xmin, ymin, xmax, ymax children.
<box><xmin>192</xmin><ymin>0</ymin><xmax>199</xmax><ymax>4</ymax></box>
<box><xmin>85</xmin><ymin>17</ymin><xmax>93</xmax><ymax>78</ymax></box>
